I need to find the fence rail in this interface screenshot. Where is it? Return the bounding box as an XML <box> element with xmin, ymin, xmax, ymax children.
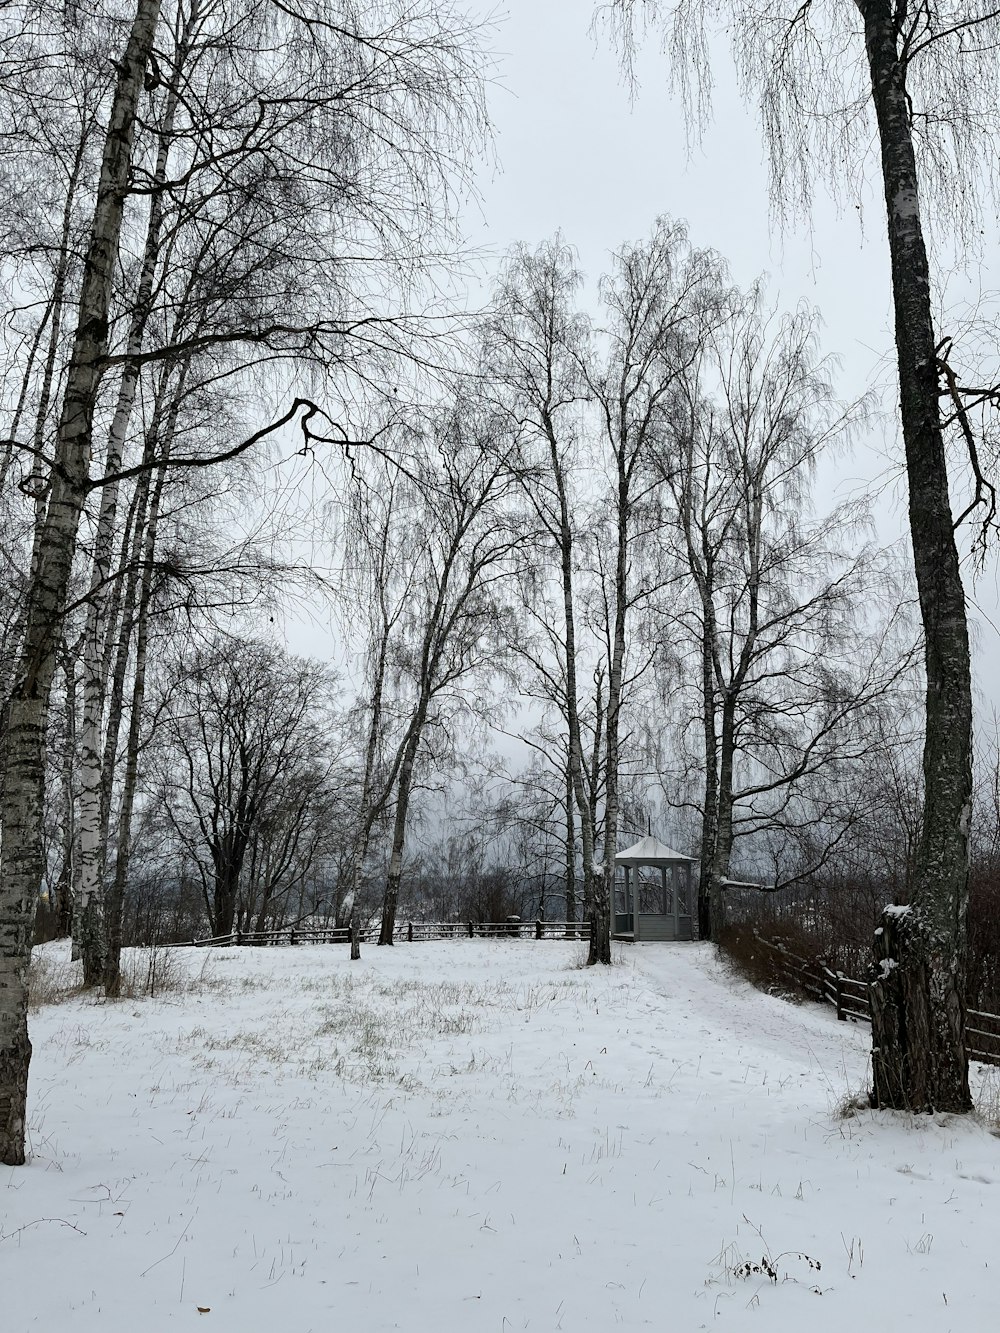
<box><xmin>169</xmin><ymin>919</ymin><xmax>592</xmax><ymax>950</ymax></box>
<box><xmin>753</xmin><ymin>932</ymin><xmax>1000</xmax><ymax>1067</ymax></box>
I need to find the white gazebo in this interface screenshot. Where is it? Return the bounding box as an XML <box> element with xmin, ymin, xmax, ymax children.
<box><xmin>613</xmin><ymin>836</ymin><xmax>696</xmax><ymax>942</ymax></box>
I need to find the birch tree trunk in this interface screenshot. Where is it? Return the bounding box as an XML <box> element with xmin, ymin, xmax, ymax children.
<box><xmin>553</xmin><ymin>435</ymin><xmax>597</xmax><ymax>942</ymax></box>
<box><xmin>591</xmin><ymin>481</ymin><xmax>627</xmax><ymax>966</ymax></box>
<box><xmin>697</xmin><ymin>613</ymin><xmax>719</xmax><ymax>939</ymax></box>
<box><xmin>708</xmin><ymin>693</ymin><xmax>738</xmax><ymax>938</ymax></box>
<box><xmin>98</xmin><ymin>372</ymin><xmax>177</xmax><ymax>857</ymax></box>
<box><xmin>379</xmin><ymin>715</ymin><xmax>425</xmax><ymax>946</ymax></box>
<box><xmin>344</xmin><ymin>602</ymin><xmax>393</xmax><ymax>960</ymax></box>
<box><xmin>585</xmin><ymin>676</ymin><xmax>605</xmax><ymax>923</ymax></box>
<box><xmin>0</xmin><ymin>0</ymin><xmax>161</xmax><ymax>1166</ymax></box>
<box><xmin>54</xmin><ymin>646</ymin><xmax>80</xmax><ymax>941</ymax></box>
<box><xmin>104</xmin><ymin>457</ymin><xmax>169</xmax><ymax>997</ymax></box>
<box><xmin>76</xmin><ymin>37</ymin><xmax>187</xmax><ymax>987</ymax></box>
<box><xmin>564</xmin><ymin>761</ymin><xmax>576</xmax><ymax>928</ymax></box>
<box><xmin>859</xmin><ymin>0</ymin><xmax>973</xmax><ymax>1112</ymax></box>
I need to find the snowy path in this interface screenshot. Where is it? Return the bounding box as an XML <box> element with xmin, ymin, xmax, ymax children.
<box><xmin>5</xmin><ymin>940</ymin><xmax>999</xmax><ymax>1332</ymax></box>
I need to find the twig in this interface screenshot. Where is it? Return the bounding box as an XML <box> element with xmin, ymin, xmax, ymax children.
<box><xmin>140</xmin><ymin>1210</ymin><xmax>197</xmax><ymax>1277</ymax></box>
<box><xmin>1</xmin><ymin>1217</ymin><xmax>87</xmax><ymax>1243</ymax></box>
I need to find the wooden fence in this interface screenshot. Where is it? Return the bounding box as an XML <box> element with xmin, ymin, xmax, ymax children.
<box><xmin>171</xmin><ymin>919</ymin><xmax>591</xmax><ymax>949</ymax></box>
<box><xmin>754</xmin><ymin>933</ymin><xmax>1000</xmax><ymax>1067</ymax></box>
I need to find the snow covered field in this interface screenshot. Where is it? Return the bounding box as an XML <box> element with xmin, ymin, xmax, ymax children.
<box><xmin>6</xmin><ymin>940</ymin><xmax>1000</xmax><ymax>1332</ymax></box>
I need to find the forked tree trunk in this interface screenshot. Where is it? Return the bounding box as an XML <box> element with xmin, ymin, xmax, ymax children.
<box><xmin>859</xmin><ymin>0</ymin><xmax>973</xmax><ymax>1112</ymax></box>
<box><xmin>344</xmin><ymin>593</ymin><xmax>394</xmax><ymax>959</ymax></box>
<box><xmin>379</xmin><ymin>720</ymin><xmax>424</xmax><ymax>945</ymax></box>
<box><xmin>0</xmin><ymin>0</ymin><xmax>162</xmax><ymax>1165</ymax></box>
<box><xmin>98</xmin><ymin>376</ymin><xmax>176</xmax><ymax>855</ymax></box>
<box><xmin>559</xmin><ymin>483</ymin><xmax>596</xmax><ymax>936</ymax></box>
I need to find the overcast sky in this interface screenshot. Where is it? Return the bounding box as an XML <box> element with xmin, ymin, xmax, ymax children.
<box><xmin>458</xmin><ymin>2</ymin><xmax>1000</xmax><ymax>697</ymax></box>
<box><xmin>291</xmin><ymin>3</ymin><xmax>999</xmax><ymax>702</ymax></box>
<box><xmin>469</xmin><ymin>6</ymin><xmax>895</xmax><ymax>404</ymax></box>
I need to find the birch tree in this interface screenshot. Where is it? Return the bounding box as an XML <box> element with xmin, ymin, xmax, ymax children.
<box><xmin>485</xmin><ymin>238</ymin><xmax>602</xmax><ymax>930</ymax></box>
<box><xmin>0</xmin><ymin>0</ymin><xmax>493</xmax><ymax>1164</ymax></box>
<box><xmin>584</xmin><ymin>218</ymin><xmax>724</xmax><ymax>963</ymax></box>
<box><xmin>336</xmin><ymin>457</ymin><xmax>417</xmax><ymax>958</ymax></box>
<box><xmin>376</xmin><ymin>404</ymin><xmax>521</xmax><ymax>945</ymax></box>
<box><xmin>659</xmin><ymin>290</ymin><xmax>904</xmax><ymax>937</ymax></box>
<box><xmin>604</xmin><ymin>0</ymin><xmax>1000</xmax><ymax>1114</ymax></box>
<box><xmin>0</xmin><ymin>0</ymin><xmax>162</xmax><ymax>1170</ymax></box>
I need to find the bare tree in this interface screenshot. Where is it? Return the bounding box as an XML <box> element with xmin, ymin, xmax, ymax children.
<box><xmin>0</xmin><ymin>0</ymin><xmax>494</xmax><ymax>1164</ymax></box>
<box><xmin>374</xmin><ymin>403</ymin><xmax>521</xmax><ymax>945</ymax></box>
<box><xmin>153</xmin><ymin>637</ymin><xmax>339</xmax><ymax>938</ymax></box>
<box><xmin>658</xmin><ymin>288</ymin><xmax>910</xmax><ymax>937</ymax></box>
<box><xmin>0</xmin><ymin>0</ymin><xmax>162</xmax><ymax>1168</ymax></box>
<box><xmin>583</xmin><ymin>217</ymin><xmax>724</xmax><ymax>962</ymax></box>
<box><xmin>335</xmin><ymin>457</ymin><xmax>418</xmax><ymax>958</ymax></box>
<box><xmin>603</xmin><ymin>0</ymin><xmax>1000</xmax><ymax>1111</ymax></box>
<box><xmin>485</xmin><ymin>237</ymin><xmax>602</xmax><ymax>931</ymax></box>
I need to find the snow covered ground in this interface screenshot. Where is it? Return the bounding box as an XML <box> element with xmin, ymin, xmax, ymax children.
<box><xmin>6</xmin><ymin>939</ymin><xmax>1000</xmax><ymax>1332</ymax></box>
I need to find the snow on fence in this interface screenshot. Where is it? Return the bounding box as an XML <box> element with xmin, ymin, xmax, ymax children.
<box><xmin>170</xmin><ymin>919</ymin><xmax>592</xmax><ymax>949</ymax></box>
<box><xmin>754</xmin><ymin>932</ymin><xmax>1000</xmax><ymax>1067</ymax></box>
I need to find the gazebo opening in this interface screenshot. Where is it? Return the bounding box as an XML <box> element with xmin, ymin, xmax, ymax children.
<box><xmin>613</xmin><ymin>835</ymin><xmax>695</xmax><ymax>942</ymax></box>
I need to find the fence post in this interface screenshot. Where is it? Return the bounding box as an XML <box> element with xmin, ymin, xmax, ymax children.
<box><xmin>407</xmin><ymin>921</ymin><xmax>414</xmax><ymax>943</ymax></box>
<box><xmin>468</xmin><ymin>921</ymin><xmax>474</xmax><ymax>938</ymax></box>
<box><xmin>289</xmin><ymin>929</ymin><xmax>296</xmax><ymax>946</ymax></box>
<box><xmin>234</xmin><ymin>929</ymin><xmax>242</xmax><ymax>947</ymax></box>
<box><xmin>535</xmin><ymin>919</ymin><xmax>543</xmax><ymax>940</ymax></box>
<box><xmin>835</xmin><ymin>972</ymin><xmax>846</xmax><ymax>1022</ymax></box>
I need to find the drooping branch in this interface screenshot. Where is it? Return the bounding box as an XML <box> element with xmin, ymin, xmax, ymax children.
<box><xmin>936</xmin><ymin>337</ymin><xmax>999</xmax><ymax>556</ymax></box>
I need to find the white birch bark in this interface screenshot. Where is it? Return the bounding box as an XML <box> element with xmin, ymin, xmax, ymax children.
<box><xmin>105</xmin><ymin>454</ymin><xmax>169</xmax><ymax>996</ymax></box>
<box><xmin>76</xmin><ymin>19</ymin><xmax>191</xmax><ymax>986</ymax></box>
<box><xmin>0</xmin><ymin>0</ymin><xmax>162</xmax><ymax>1166</ymax></box>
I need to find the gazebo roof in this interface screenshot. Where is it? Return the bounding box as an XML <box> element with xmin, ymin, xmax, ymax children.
<box><xmin>614</xmin><ymin>835</ymin><xmax>696</xmax><ymax>865</ymax></box>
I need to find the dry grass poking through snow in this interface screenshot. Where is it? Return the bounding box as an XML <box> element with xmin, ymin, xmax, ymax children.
<box><xmin>28</xmin><ymin>940</ymin><xmax>217</xmax><ymax>1009</ymax></box>
<box><xmin>13</xmin><ymin>941</ymin><xmax>1000</xmax><ymax>1333</ymax></box>
<box><xmin>174</xmin><ymin>959</ymin><xmax>599</xmax><ymax>1089</ymax></box>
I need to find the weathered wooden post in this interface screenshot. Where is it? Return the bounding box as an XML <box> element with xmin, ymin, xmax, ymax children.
<box><xmin>407</xmin><ymin>921</ymin><xmax>414</xmax><ymax>943</ymax></box>
<box><xmin>535</xmin><ymin>919</ymin><xmax>543</xmax><ymax>940</ymax></box>
<box><xmin>467</xmin><ymin>921</ymin><xmax>474</xmax><ymax>938</ymax></box>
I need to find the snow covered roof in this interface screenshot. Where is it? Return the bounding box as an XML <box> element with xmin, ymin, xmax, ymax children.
<box><xmin>614</xmin><ymin>835</ymin><xmax>696</xmax><ymax>864</ymax></box>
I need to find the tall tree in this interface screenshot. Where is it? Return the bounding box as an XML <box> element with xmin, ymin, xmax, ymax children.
<box><xmin>485</xmin><ymin>238</ymin><xmax>601</xmax><ymax>933</ymax></box>
<box><xmin>337</xmin><ymin>457</ymin><xmax>417</xmax><ymax>958</ymax></box>
<box><xmin>584</xmin><ymin>217</ymin><xmax>724</xmax><ymax>962</ymax></box>
<box><xmin>0</xmin><ymin>0</ymin><xmax>162</xmax><ymax>1169</ymax></box>
<box><xmin>375</xmin><ymin>403</ymin><xmax>520</xmax><ymax>945</ymax></box>
<box><xmin>604</xmin><ymin>0</ymin><xmax>999</xmax><ymax>1111</ymax></box>
<box><xmin>0</xmin><ymin>0</ymin><xmax>493</xmax><ymax>1164</ymax></box>
<box><xmin>659</xmin><ymin>288</ymin><xmax>904</xmax><ymax>939</ymax></box>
